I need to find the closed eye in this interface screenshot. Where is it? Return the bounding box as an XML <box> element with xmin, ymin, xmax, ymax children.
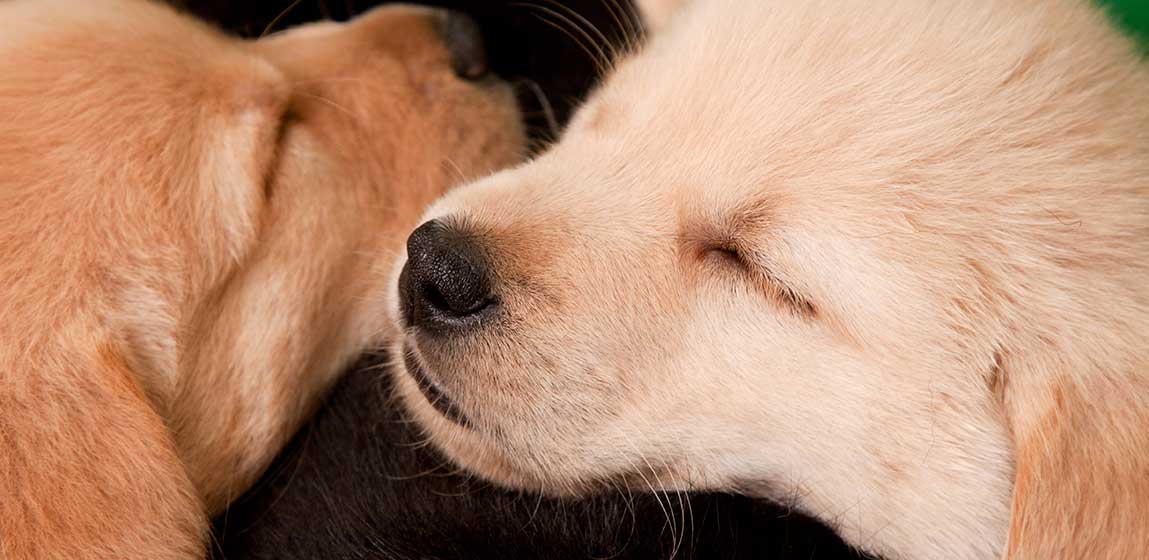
<box><xmin>704</xmin><ymin>244</ymin><xmax>743</xmax><ymax>268</ymax></box>
<box><xmin>260</xmin><ymin>107</ymin><xmax>298</xmax><ymax>199</ymax></box>
<box><xmin>701</xmin><ymin>243</ymin><xmax>818</xmax><ymax>320</ymax></box>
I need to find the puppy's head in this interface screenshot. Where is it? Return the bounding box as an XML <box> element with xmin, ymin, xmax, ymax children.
<box><xmin>388</xmin><ymin>0</ymin><xmax>1149</xmax><ymax>558</ymax></box>
<box><xmin>1</xmin><ymin>0</ymin><xmax>522</xmax><ymax>514</ymax></box>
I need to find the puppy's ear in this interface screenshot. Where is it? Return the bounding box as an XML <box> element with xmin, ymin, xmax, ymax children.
<box><xmin>1002</xmin><ymin>353</ymin><xmax>1149</xmax><ymax>558</ymax></box>
<box><xmin>635</xmin><ymin>0</ymin><xmax>684</xmax><ymax>33</ymax></box>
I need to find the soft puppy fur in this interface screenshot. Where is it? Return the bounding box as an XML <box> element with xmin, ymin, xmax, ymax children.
<box><xmin>0</xmin><ymin>1</ymin><xmax>522</xmax><ymax>557</ymax></box>
<box><xmin>389</xmin><ymin>0</ymin><xmax>1149</xmax><ymax>559</ymax></box>
<box><xmin>177</xmin><ymin>0</ymin><xmax>642</xmax><ymax>148</ymax></box>
<box><xmin>207</xmin><ymin>2</ymin><xmax>857</xmax><ymax>558</ymax></box>
<box><xmin>214</xmin><ymin>354</ymin><xmax>860</xmax><ymax>560</ymax></box>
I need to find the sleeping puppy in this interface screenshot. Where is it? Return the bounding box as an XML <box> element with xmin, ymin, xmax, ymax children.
<box><xmin>0</xmin><ymin>1</ymin><xmax>521</xmax><ymax>557</ymax></box>
<box><xmin>388</xmin><ymin>0</ymin><xmax>1149</xmax><ymax>559</ymax></box>
<box><xmin>208</xmin><ymin>3</ymin><xmax>858</xmax><ymax>558</ymax></box>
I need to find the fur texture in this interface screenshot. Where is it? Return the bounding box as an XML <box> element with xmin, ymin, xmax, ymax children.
<box><xmin>213</xmin><ymin>354</ymin><xmax>862</xmax><ymax>560</ymax></box>
<box><xmin>389</xmin><ymin>0</ymin><xmax>1149</xmax><ymax>559</ymax></box>
<box><xmin>208</xmin><ymin>3</ymin><xmax>857</xmax><ymax>558</ymax></box>
<box><xmin>176</xmin><ymin>0</ymin><xmax>644</xmax><ymax>150</ymax></box>
<box><xmin>0</xmin><ymin>1</ymin><xmax>522</xmax><ymax>557</ymax></box>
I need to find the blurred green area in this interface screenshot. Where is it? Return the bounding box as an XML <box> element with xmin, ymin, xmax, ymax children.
<box><xmin>1100</xmin><ymin>0</ymin><xmax>1149</xmax><ymax>53</ymax></box>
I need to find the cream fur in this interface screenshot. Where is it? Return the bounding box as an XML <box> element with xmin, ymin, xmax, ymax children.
<box><xmin>0</xmin><ymin>1</ymin><xmax>523</xmax><ymax>557</ymax></box>
<box><xmin>635</xmin><ymin>0</ymin><xmax>683</xmax><ymax>31</ymax></box>
<box><xmin>390</xmin><ymin>1</ymin><xmax>1149</xmax><ymax>559</ymax></box>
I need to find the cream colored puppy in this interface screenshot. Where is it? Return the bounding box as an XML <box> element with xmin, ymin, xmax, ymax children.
<box><xmin>388</xmin><ymin>0</ymin><xmax>1149</xmax><ymax>559</ymax></box>
<box><xmin>0</xmin><ymin>1</ymin><xmax>521</xmax><ymax>557</ymax></box>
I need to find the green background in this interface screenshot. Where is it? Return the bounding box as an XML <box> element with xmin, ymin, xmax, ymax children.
<box><xmin>1101</xmin><ymin>0</ymin><xmax>1149</xmax><ymax>52</ymax></box>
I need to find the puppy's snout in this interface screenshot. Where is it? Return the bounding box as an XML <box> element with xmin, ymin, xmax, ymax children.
<box><xmin>440</xmin><ymin>11</ymin><xmax>488</xmax><ymax>81</ymax></box>
<box><xmin>400</xmin><ymin>219</ymin><xmax>496</xmax><ymax>333</ymax></box>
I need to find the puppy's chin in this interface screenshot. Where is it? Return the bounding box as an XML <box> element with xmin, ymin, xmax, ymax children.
<box><xmin>388</xmin><ymin>349</ymin><xmax>705</xmax><ymax>500</ymax></box>
<box><xmin>388</xmin><ymin>350</ymin><xmax>545</xmax><ymax>490</ymax></box>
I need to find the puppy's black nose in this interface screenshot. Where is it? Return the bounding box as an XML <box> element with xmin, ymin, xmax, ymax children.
<box><xmin>400</xmin><ymin>219</ymin><xmax>495</xmax><ymax>333</ymax></box>
<box><xmin>441</xmin><ymin>11</ymin><xmax>488</xmax><ymax>80</ymax></box>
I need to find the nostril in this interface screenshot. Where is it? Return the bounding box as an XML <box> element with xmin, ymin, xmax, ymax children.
<box><xmin>440</xmin><ymin>11</ymin><xmax>488</xmax><ymax>81</ymax></box>
<box><xmin>420</xmin><ymin>274</ymin><xmax>492</xmax><ymax>317</ymax></box>
<box><xmin>420</xmin><ymin>283</ymin><xmax>452</xmax><ymax>316</ymax></box>
<box><xmin>402</xmin><ymin>219</ymin><xmax>496</xmax><ymax>332</ymax></box>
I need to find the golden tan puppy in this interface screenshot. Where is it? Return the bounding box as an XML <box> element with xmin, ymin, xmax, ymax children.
<box><xmin>388</xmin><ymin>0</ymin><xmax>1149</xmax><ymax>558</ymax></box>
<box><xmin>0</xmin><ymin>0</ymin><xmax>522</xmax><ymax>557</ymax></box>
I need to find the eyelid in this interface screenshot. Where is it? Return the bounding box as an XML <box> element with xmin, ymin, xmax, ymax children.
<box><xmin>271</xmin><ymin>105</ymin><xmax>298</xmax><ymax>151</ymax></box>
<box><xmin>260</xmin><ymin>106</ymin><xmax>297</xmax><ymax>198</ymax></box>
<box><xmin>703</xmin><ymin>243</ymin><xmax>744</xmax><ymax>267</ymax></box>
<box><xmin>703</xmin><ymin>243</ymin><xmax>818</xmax><ymax>320</ymax></box>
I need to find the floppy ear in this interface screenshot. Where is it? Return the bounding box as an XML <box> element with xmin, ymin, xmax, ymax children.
<box><xmin>1001</xmin><ymin>352</ymin><xmax>1149</xmax><ymax>559</ymax></box>
<box><xmin>635</xmin><ymin>0</ymin><xmax>685</xmax><ymax>33</ymax></box>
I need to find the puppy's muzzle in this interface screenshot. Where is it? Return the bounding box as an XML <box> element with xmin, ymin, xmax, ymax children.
<box><xmin>400</xmin><ymin>219</ymin><xmax>498</xmax><ymax>335</ymax></box>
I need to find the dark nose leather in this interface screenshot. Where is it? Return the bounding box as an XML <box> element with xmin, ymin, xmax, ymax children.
<box><xmin>400</xmin><ymin>219</ymin><xmax>495</xmax><ymax>334</ymax></box>
<box><xmin>441</xmin><ymin>11</ymin><xmax>488</xmax><ymax>80</ymax></box>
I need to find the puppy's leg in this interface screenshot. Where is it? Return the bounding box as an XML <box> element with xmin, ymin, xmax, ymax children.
<box><xmin>1</xmin><ymin>344</ymin><xmax>204</xmax><ymax>559</ymax></box>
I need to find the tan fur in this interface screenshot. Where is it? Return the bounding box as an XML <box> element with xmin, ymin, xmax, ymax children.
<box><xmin>0</xmin><ymin>1</ymin><xmax>523</xmax><ymax>557</ymax></box>
<box><xmin>389</xmin><ymin>0</ymin><xmax>1149</xmax><ymax>558</ymax></box>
